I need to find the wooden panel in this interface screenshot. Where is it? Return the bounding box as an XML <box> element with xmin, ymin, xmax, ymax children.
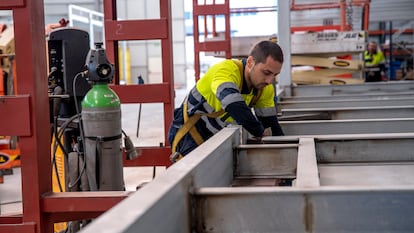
<box><xmin>292</xmin><ymin>56</ymin><xmax>363</xmax><ymax>70</ymax></box>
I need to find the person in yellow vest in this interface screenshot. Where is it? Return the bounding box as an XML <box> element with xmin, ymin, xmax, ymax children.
<box><xmin>364</xmin><ymin>41</ymin><xmax>386</xmax><ymax>82</ymax></box>
<box><xmin>168</xmin><ymin>40</ymin><xmax>284</xmax><ymax>162</ymax></box>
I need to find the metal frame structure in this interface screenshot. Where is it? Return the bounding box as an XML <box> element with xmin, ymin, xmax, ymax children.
<box><xmin>278</xmin><ymin>81</ymin><xmax>414</xmax><ymax>135</ymax></box>
<box><xmin>76</xmin><ymin>80</ymin><xmax>414</xmax><ymax>233</ymax></box>
<box><xmin>0</xmin><ymin>0</ymin><xmax>174</xmax><ymax>232</ymax></box>
<box><xmin>290</xmin><ymin>0</ymin><xmax>371</xmax><ymax>32</ymax></box>
<box><xmin>192</xmin><ymin>0</ymin><xmax>231</xmax><ymax>80</ymax></box>
<box><xmin>0</xmin><ymin>1</ymin><xmax>52</xmax><ymax>232</ymax></box>
<box><xmin>77</xmin><ymin>127</ymin><xmax>414</xmax><ymax>233</ymax></box>
<box><xmin>104</xmin><ymin>0</ymin><xmax>174</xmax><ymax>167</ymax></box>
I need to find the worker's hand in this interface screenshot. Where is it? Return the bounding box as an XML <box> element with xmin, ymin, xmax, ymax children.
<box><xmin>263</xmin><ymin>128</ymin><xmax>272</xmax><ymax>136</ymax></box>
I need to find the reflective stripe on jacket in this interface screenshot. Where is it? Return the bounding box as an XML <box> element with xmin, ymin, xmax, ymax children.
<box><xmin>186</xmin><ymin>58</ymin><xmax>276</xmax><ymax>137</ymax></box>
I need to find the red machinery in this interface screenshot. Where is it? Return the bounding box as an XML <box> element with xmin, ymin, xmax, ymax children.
<box><xmin>0</xmin><ymin>0</ymin><xmax>174</xmax><ymax>232</ymax></box>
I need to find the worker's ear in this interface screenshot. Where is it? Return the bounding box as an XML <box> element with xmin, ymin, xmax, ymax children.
<box><xmin>246</xmin><ymin>56</ymin><xmax>255</xmax><ymax>69</ymax></box>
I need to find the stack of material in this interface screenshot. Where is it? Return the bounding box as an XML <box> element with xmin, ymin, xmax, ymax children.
<box><xmin>291</xmin><ymin>31</ymin><xmax>366</xmax><ymax>85</ymax></box>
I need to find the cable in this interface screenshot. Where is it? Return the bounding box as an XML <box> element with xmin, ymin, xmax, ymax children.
<box><xmin>52</xmin><ymin>116</ymin><xmax>64</xmax><ymax>192</ymax></box>
<box><xmin>65</xmin><ymin>72</ymin><xmax>89</xmax><ymax>189</ymax></box>
<box><xmin>51</xmin><ymin>113</ymin><xmax>81</xmax><ymax>192</ymax></box>
<box><xmin>51</xmin><ymin>72</ymin><xmax>87</xmax><ymax>191</ymax></box>
<box><xmin>73</xmin><ymin>72</ymin><xmax>83</xmax><ymax>117</ymax></box>
<box><xmin>73</xmin><ymin>72</ymin><xmax>86</xmax><ymax>158</ymax></box>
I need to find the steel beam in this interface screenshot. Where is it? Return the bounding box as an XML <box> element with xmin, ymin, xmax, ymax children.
<box><xmin>280</xmin><ymin>106</ymin><xmax>414</xmax><ymax>120</ymax></box>
<box><xmin>280</xmin><ymin>118</ymin><xmax>414</xmax><ymax>135</ymax></box>
<box><xmin>289</xmin><ymin>81</ymin><xmax>414</xmax><ymax>97</ymax></box>
<box><xmin>236</xmin><ymin>144</ymin><xmax>298</xmax><ymax>177</ymax></box>
<box><xmin>280</xmin><ymin>92</ymin><xmax>414</xmax><ymax>101</ymax></box>
<box><xmin>264</xmin><ymin>133</ymin><xmax>414</xmax><ymax>163</ymax></box>
<box><xmin>279</xmin><ymin>96</ymin><xmax>414</xmax><ymax>109</ymax></box>
<box><xmin>194</xmin><ymin>186</ymin><xmax>414</xmax><ymax>232</ymax></box>
<box><xmin>41</xmin><ymin>191</ymin><xmax>130</xmax><ymax>223</ymax></box>
<box><xmin>78</xmin><ymin>130</ymin><xmax>414</xmax><ymax>233</ymax></box>
<box><xmin>79</xmin><ymin>127</ymin><xmax>240</xmax><ymax>233</ymax></box>
<box><xmin>0</xmin><ymin>95</ymin><xmax>31</xmax><ymax>136</ymax></box>
<box><xmin>296</xmin><ymin>137</ymin><xmax>319</xmax><ymax>187</ymax></box>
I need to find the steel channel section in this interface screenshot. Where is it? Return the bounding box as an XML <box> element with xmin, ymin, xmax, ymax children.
<box><xmin>289</xmin><ymin>81</ymin><xmax>414</xmax><ymax>97</ymax></box>
<box><xmin>265</xmin><ymin>133</ymin><xmax>414</xmax><ymax>163</ymax></box>
<box><xmin>194</xmin><ymin>187</ymin><xmax>414</xmax><ymax>232</ymax></box>
<box><xmin>280</xmin><ymin>106</ymin><xmax>414</xmax><ymax>120</ymax></box>
<box><xmin>280</xmin><ymin>118</ymin><xmax>414</xmax><ymax>135</ymax></box>
<box><xmin>79</xmin><ymin>131</ymin><xmax>414</xmax><ymax>232</ymax></box>
<box><xmin>279</xmin><ymin>97</ymin><xmax>414</xmax><ymax>109</ymax></box>
<box><xmin>236</xmin><ymin>144</ymin><xmax>298</xmax><ymax>178</ymax></box>
<box><xmin>280</xmin><ymin>92</ymin><xmax>414</xmax><ymax>102</ymax></box>
<box><xmin>194</xmin><ymin>133</ymin><xmax>414</xmax><ymax>232</ymax></box>
<box><xmin>79</xmin><ymin>127</ymin><xmax>240</xmax><ymax>233</ymax></box>
<box><xmin>295</xmin><ymin>138</ymin><xmax>320</xmax><ymax>187</ymax></box>
<box><xmin>319</xmin><ymin>164</ymin><xmax>414</xmax><ymax>186</ymax></box>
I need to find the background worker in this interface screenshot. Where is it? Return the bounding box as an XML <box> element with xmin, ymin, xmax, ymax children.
<box><xmin>168</xmin><ymin>40</ymin><xmax>284</xmax><ymax>162</ymax></box>
<box><xmin>364</xmin><ymin>41</ymin><xmax>386</xmax><ymax>82</ymax></box>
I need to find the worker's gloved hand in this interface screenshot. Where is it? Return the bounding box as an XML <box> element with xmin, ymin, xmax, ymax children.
<box><xmin>262</xmin><ymin>128</ymin><xmax>272</xmax><ymax>136</ymax></box>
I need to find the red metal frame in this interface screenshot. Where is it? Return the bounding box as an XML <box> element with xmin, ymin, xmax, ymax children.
<box><xmin>290</xmin><ymin>0</ymin><xmax>370</xmax><ymax>32</ymax></box>
<box><xmin>290</xmin><ymin>0</ymin><xmax>350</xmax><ymax>32</ymax></box>
<box><xmin>0</xmin><ymin>0</ymin><xmax>53</xmax><ymax>232</ymax></box>
<box><xmin>0</xmin><ymin>0</ymin><xmax>174</xmax><ymax>232</ymax></box>
<box><xmin>193</xmin><ymin>0</ymin><xmax>231</xmax><ymax>80</ymax></box>
<box><xmin>351</xmin><ymin>0</ymin><xmax>370</xmax><ymax>30</ymax></box>
<box><xmin>104</xmin><ymin>0</ymin><xmax>174</xmax><ymax>167</ymax></box>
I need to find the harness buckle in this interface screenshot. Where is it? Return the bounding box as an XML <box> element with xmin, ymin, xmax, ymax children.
<box><xmin>169</xmin><ymin>152</ymin><xmax>183</xmax><ymax>163</ymax></box>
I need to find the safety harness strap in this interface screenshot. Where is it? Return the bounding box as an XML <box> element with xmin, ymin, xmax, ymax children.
<box><xmin>170</xmin><ymin>59</ymin><xmax>261</xmax><ymax>162</ymax></box>
<box><xmin>171</xmin><ymin>97</ymin><xmax>224</xmax><ymax>152</ymax></box>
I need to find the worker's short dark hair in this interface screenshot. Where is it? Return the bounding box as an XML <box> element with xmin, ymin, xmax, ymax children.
<box><xmin>249</xmin><ymin>40</ymin><xmax>284</xmax><ymax>64</ymax></box>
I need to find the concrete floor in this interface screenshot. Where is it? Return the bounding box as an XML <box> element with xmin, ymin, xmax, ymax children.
<box><xmin>0</xmin><ymin>87</ymin><xmax>187</xmax><ymax>215</ymax></box>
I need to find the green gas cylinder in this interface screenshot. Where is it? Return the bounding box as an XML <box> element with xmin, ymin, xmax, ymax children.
<box><xmin>82</xmin><ymin>83</ymin><xmax>123</xmax><ymax>191</ymax></box>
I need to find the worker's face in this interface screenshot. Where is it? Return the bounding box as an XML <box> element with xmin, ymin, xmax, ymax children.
<box><xmin>246</xmin><ymin>56</ymin><xmax>282</xmax><ymax>90</ymax></box>
<box><xmin>368</xmin><ymin>43</ymin><xmax>377</xmax><ymax>54</ymax></box>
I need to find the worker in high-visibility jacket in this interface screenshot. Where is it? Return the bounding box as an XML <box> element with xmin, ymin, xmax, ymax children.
<box><xmin>364</xmin><ymin>41</ymin><xmax>385</xmax><ymax>82</ymax></box>
<box><xmin>168</xmin><ymin>40</ymin><xmax>284</xmax><ymax>162</ymax></box>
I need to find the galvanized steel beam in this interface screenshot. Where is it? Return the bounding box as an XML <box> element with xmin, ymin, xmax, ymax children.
<box><xmin>280</xmin><ymin>106</ymin><xmax>414</xmax><ymax>120</ymax></box>
<box><xmin>279</xmin><ymin>97</ymin><xmax>414</xmax><ymax>109</ymax></box>
<box><xmin>290</xmin><ymin>81</ymin><xmax>414</xmax><ymax>97</ymax></box>
<box><xmin>280</xmin><ymin>92</ymin><xmax>414</xmax><ymax>101</ymax></box>
<box><xmin>79</xmin><ymin>127</ymin><xmax>240</xmax><ymax>233</ymax></box>
<box><xmin>194</xmin><ymin>186</ymin><xmax>414</xmax><ymax>232</ymax></box>
<box><xmin>280</xmin><ymin>118</ymin><xmax>414</xmax><ymax>135</ymax></box>
<box><xmin>79</xmin><ymin>131</ymin><xmax>414</xmax><ymax>233</ymax></box>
